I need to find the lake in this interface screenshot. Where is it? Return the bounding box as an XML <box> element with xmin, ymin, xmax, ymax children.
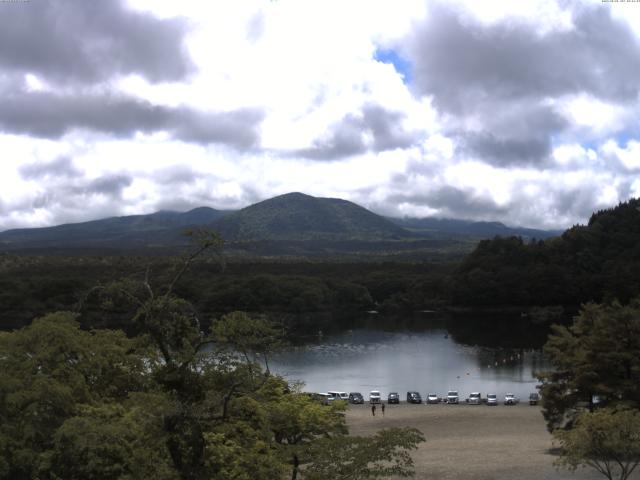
<box><xmin>270</xmin><ymin>320</ymin><xmax>549</xmax><ymax>401</ymax></box>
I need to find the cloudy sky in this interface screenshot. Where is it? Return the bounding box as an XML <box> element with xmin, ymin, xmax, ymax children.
<box><xmin>2</xmin><ymin>0</ymin><xmax>640</xmax><ymax>231</ymax></box>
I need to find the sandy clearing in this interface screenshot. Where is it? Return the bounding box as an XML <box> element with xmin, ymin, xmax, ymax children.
<box><xmin>346</xmin><ymin>403</ymin><xmax>622</xmax><ymax>480</ymax></box>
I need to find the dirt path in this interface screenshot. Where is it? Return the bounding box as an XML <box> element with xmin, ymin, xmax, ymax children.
<box><xmin>347</xmin><ymin>403</ymin><xmax>615</xmax><ymax>480</ymax></box>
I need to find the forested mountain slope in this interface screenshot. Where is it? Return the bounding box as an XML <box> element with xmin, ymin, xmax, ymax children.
<box><xmin>451</xmin><ymin>198</ymin><xmax>640</xmax><ymax>307</ymax></box>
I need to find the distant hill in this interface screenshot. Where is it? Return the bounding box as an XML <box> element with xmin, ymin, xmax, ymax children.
<box><xmin>214</xmin><ymin>192</ymin><xmax>409</xmax><ymax>241</ymax></box>
<box><xmin>0</xmin><ymin>207</ymin><xmax>231</xmax><ymax>250</ymax></box>
<box><xmin>389</xmin><ymin>217</ymin><xmax>560</xmax><ymax>239</ymax></box>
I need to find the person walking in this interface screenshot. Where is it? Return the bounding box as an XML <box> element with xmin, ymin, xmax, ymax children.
<box><xmin>371</xmin><ymin>404</ymin><xmax>376</xmax><ymax>416</ymax></box>
<box><xmin>381</xmin><ymin>402</ymin><xmax>385</xmax><ymax>416</ymax></box>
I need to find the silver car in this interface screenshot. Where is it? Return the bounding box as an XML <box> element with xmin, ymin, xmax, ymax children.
<box><xmin>427</xmin><ymin>393</ymin><xmax>440</xmax><ymax>404</ymax></box>
<box><xmin>446</xmin><ymin>390</ymin><xmax>459</xmax><ymax>404</ymax></box>
<box><xmin>467</xmin><ymin>392</ymin><xmax>482</xmax><ymax>405</ymax></box>
<box><xmin>486</xmin><ymin>393</ymin><xmax>498</xmax><ymax>406</ymax></box>
<box><xmin>504</xmin><ymin>393</ymin><xmax>519</xmax><ymax>405</ymax></box>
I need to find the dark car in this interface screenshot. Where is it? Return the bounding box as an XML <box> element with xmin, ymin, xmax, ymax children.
<box><xmin>388</xmin><ymin>392</ymin><xmax>400</xmax><ymax>404</ymax></box>
<box><xmin>349</xmin><ymin>392</ymin><xmax>364</xmax><ymax>404</ymax></box>
<box><xmin>406</xmin><ymin>391</ymin><xmax>422</xmax><ymax>404</ymax></box>
<box><xmin>529</xmin><ymin>392</ymin><xmax>540</xmax><ymax>405</ymax></box>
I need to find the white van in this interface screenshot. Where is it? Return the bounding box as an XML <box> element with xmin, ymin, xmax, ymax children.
<box><xmin>369</xmin><ymin>390</ymin><xmax>381</xmax><ymax>404</ymax></box>
<box><xmin>328</xmin><ymin>391</ymin><xmax>349</xmax><ymax>402</ymax></box>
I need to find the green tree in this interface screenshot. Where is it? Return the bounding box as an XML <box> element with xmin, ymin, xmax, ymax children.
<box><xmin>0</xmin><ymin>312</ymin><xmax>144</xmax><ymax>480</ymax></box>
<box><xmin>305</xmin><ymin>427</ymin><xmax>425</xmax><ymax>480</ymax></box>
<box><xmin>40</xmin><ymin>398</ymin><xmax>176</xmax><ymax>480</ymax></box>
<box><xmin>538</xmin><ymin>298</ymin><xmax>640</xmax><ymax>431</ymax></box>
<box><xmin>554</xmin><ymin>408</ymin><xmax>640</xmax><ymax>480</ymax></box>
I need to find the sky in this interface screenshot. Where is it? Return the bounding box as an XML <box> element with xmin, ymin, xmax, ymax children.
<box><xmin>2</xmin><ymin>0</ymin><xmax>640</xmax><ymax>231</ymax></box>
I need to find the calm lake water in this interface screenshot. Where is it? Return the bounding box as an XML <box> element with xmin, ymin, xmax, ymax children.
<box><xmin>270</xmin><ymin>323</ymin><xmax>549</xmax><ymax>400</ymax></box>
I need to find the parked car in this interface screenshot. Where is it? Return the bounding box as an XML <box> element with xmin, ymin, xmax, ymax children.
<box><xmin>466</xmin><ymin>392</ymin><xmax>482</xmax><ymax>405</ymax></box>
<box><xmin>406</xmin><ymin>391</ymin><xmax>422</xmax><ymax>404</ymax></box>
<box><xmin>446</xmin><ymin>390</ymin><xmax>459</xmax><ymax>404</ymax></box>
<box><xmin>426</xmin><ymin>393</ymin><xmax>440</xmax><ymax>404</ymax></box>
<box><xmin>348</xmin><ymin>392</ymin><xmax>364</xmax><ymax>404</ymax></box>
<box><xmin>316</xmin><ymin>393</ymin><xmax>332</xmax><ymax>405</ymax></box>
<box><xmin>388</xmin><ymin>392</ymin><xmax>400</xmax><ymax>404</ymax></box>
<box><xmin>504</xmin><ymin>393</ymin><xmax>519</xmax><ymax>405</ymax></box>
<box><xmin>328</xmin><ymin>391</ymin><xmax>349</xmax><ymax>402</ymax></box>
<box><xmin>529</xmin><ymin>392</ymin><xmax>540</xmax><ymax>405</ymax></box>
<box><xmin>486</xmin><ymin>393</ymin><xmax>498</xmax><ymax>406</ymax></box>
<box><xmin>369</xmin><ymin>390</ymin><xmax>381</xmax><ymax>404</ymax></box>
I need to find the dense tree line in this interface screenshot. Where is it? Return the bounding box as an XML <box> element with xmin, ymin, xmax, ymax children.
<box><xmin>0</xmin><ymin>255</ymin><xmax>453</xmax><ymax>332</ymax></box>
<box><xmin>451</xmin><ymin>199</ymin><xmax>640</xmax><ymax>307</ymax></box>
<box><xmin>0</xmin><ymin>232</ymin><xmax>424</xmax><ymax>479</ymax></box>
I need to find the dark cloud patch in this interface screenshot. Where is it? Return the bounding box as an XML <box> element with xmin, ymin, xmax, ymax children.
<box><xmin>389</xmin><ymin>186</ymin><xmax>509</xmax><ymax>219</ymax></box>
<box><xmin>410</xmin><ymin>4</ymin><xmax>640</xmax><ymax>110</ymax></box>
<box><xmin>298</xmin><ymin>116</ymin><xmax>366</xmax><ymax>160</ymax></box>
<box><xmin>0</xmin><ymin>90</ymin><xmax>264</xmax><ymax>149</ymax></box>
<box><xmin>19</xmin><ymin>156</ymin><xmax>81</xmax><ymax>180</ymax></box>
<box><xmin>31</xmin><ymin>192</ymin><xmax>53</xmax><ymax>210</ymax></box>
<box><xmin>407</xmin><ymin>3</ymin><xmax>640</xmax><ymax>167</ymax></box>
<box><xmin>450</xmin><ymin>101</ymin><xmax>568</xmax><ymax>166</ymax></box>
<box><xmin>173</xmin><ymin>108</ymin><xmax>265</xmax><ymax>149</ymax></box>
<box><xmin>153</xmin><ymin>166</ymin><xmax>199</xmax><ymax>186</ymax></box>
<box><xmin>83</xmin><ymin>175</ymin><xmax>133</xmax><ymax>197</ymax></box>
<box><xmin>296</xmin><ymin>103</ymin><xmax>416</xmax><ymax>160</ymax></box>
<box><xmin>362</xmin><ymin>104</ymin><xmax>415</xmax><ymax>152</ymax></box>
<box><xmin>459</xmin><ymin>133</ymin><xmax>551</xmax><ymax>166</ymax></box>
<box><xmin>0</xmin><ymin>91</ymin><xmax>166</xmax><ymax>138</ymax></box>
<box><xmin>0</xmin><ymin>0</ymin><xmax>192</xmax><ymax>85</ymax></box>
<box><xmin>553</xmin><ymin>188</ymin><xmax>601</xmax><ymax>221</ymax></box>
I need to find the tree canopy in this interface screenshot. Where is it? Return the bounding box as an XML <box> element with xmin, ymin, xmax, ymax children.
<box><xmin>538</xmin><ymin>298</ymin><xmax>640</xmax><ymax>431</ymax></box>
<box><xmin>0</xmin><ymin>231</ymin><xmax>425</xmax><ymax>479</ymax></box>
<box><xmin>554</xmin><ymin>408</ymin><xmax>640</xmax><ymax>480</ymax></box>
<box><xmin>452</xmin><ymin>198</ymin><xmax>640</xmax><ymax>307</ymax></box>
<box><xmin>539</xmin><ymin>297</ymin><xmax>640</xmax><ymax>480</ymax></box>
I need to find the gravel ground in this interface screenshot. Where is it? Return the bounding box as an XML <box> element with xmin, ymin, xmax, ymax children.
<box><xmin>346</xmin><ymin>403</ymin><xmax>622</xmax><ymax>480</ymax></box>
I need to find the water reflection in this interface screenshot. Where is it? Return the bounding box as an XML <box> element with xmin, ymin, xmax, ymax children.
<box><xmin>270</xmin><ymin>324</ymin><xmax>549</xmax><ymax>400</ymax></box>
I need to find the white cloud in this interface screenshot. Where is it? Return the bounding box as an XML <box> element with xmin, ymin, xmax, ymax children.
<box><xmin>1</xmin><ymin>0</ymin><xmax>640</xmax><ymax>232</ymax></box>
<box><xmin>601</xmin><ymin>139</ymin><xmax>640</xmax><ymax>171</ymax></box>
<box><xmin>559</xmin><ymin>94</ymin><xmax>630</xmax><ymax>137</ymax></box>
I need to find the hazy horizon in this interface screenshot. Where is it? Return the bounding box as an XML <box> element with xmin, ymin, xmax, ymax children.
<box><xmin>0</xmin><ymin>191</ymin><xmax>570</xmax><ymax>233</ymax></box>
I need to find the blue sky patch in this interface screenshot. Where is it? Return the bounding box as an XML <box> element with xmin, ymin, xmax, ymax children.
<box><xmin>374</xmin><ymin>48</ymin><xmax>412</xmax><ymax>84</ymax></box>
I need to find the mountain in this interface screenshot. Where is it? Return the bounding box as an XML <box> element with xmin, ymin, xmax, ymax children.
<box><xmin>0</xmin><ymin>192</ymin><xmax>559</xmax><ymax>258</ymax></box>
<box><xmin>389</xmin><ymin>217</ymin><xmax>561</xmax><ymax>239</ymax></box>
<box><xmin>0</xmin><ymin>207</ymin><xmax>231</xmax><ymax>250</ymax></box>
<box><xmin>214</xmin><ymin>192</ymin><xmax>409</xmax><ymax>241</ymax></box>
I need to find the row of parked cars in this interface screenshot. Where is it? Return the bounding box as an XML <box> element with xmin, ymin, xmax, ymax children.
<box><xmin>317</xmin><ymin>390</ymin><xmax>541</xmax><ymax>406</ymax></box>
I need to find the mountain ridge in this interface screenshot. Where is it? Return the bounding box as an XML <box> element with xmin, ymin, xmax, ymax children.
<box><xmin>0</xmin><ymin>193</ymin><xmax>560</xmax><ymax>256</ymax></box>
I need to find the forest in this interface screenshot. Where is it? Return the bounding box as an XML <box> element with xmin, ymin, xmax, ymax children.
<box><xmin>1</xmin><ymin>199</ymin><xmax>639</xmax><ymax>334</ymax></box>
<box><xmin>451</xmin><ymin>198</ymin><xmax>640</xmax><ymax>308</ymax></box>
<box><xmin>0</xmin><ymin>232</ymin><xmax>425</xmax><ymax>479</ymax></box>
